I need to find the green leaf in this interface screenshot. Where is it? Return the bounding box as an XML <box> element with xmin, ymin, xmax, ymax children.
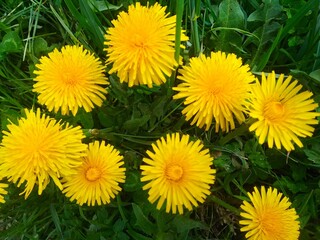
<box><xmin>123</xmin><ymin>170</ymin><xmax>142</xmax><ymax>192</ymax></box>
<box><xmin>250</xmin><ymin>23</ymin><xmax>282</xmax><ymax>70</ymax></box>
<box><xmin>0</xmin><ymin>21</ymin><xmax>10</xmax><ymax>32</ymax></box>
<box><xmin>252</xmin><ymin>0</ymin><xmax>319</xmax><ymax>71</ymax></box>
<box><xmin>74</xmin><ymin>110</ymin><xmax>94</xmax><ymax>129</ymax></box>
<box><xmin>213</xmin><ymin>155</ymin><xmax>235</xmax><ymax>173</ymax></box>
<box><xmin>79</xmin><ymin>0</ymin><xmax>104</xmax><ymax>48</ymax></box>
<box><xmin>247</xmin><ymin>0</ymin><xmax>282</xmax><ymax>23</ymax></box>
<box><xmin>304</xmin><ymin>149</ymin><xmax>320</xmax><ymax>165</ymax></box>
<box><xmin>290</xmin><ymin>164</ymin><xmax>306</xmax><ymax>181</ymax></box>
<box><xmin>49</xmin><ymin>4</ymin><xmax>80</xmax><ymax>44</ymax></box>
<box><xmin>217</xmin><ymin>0</ymin><xmax>245</xmax><ymax>28</ymax></box>
<box><xmin>247</xmin><ymin>0</ymin><xmax>283</xmax><ymax>69</ymax></box>
<box><xmin>123</xmin><ymin>115</ymin><xmax>150</xmax><ymax>132</ymax></box>
<box><xmin>253</xmin><ymin>22</ymin><xmax>281</xmax><ymax>47</ymax></box>
<box><xmin>98</xmin><ymin>105</ymin><xmax>125</xmax><ymax>128</ymax></box>
<box><xmin>215</xmin><ymin>0</ymin><xmax>245</xmax><ymax>52</ymax></box>
<box><xmin>151</xmin><ymin>96</ymin><xmax>167</xmax><ymax>119</ymax></box>
<box><xmin>0</xmin><ymin>108</ymin><xmax>21</xmax><ymax>133</ymax></box>
<box><xmin>309</xmin><ymin>69</ymin><xmax>320</xmax><ymax>83</ymax></box>
<box><xmin>172</xmin><ymin>214</ymin><xmax>207</xmax><ymax>234</ymax></box>
<box><xmin>113</xmin><ymin>219</ymin><xmax>126</xmax><ymax>233</ymax></box>
<box><xmin>274</xmin><ymin>176</ymin><xmax>308</xmax><ymax>194</ymax></box>
<box><xmin>248</xmin><ymin>152</ymin><xmax>271</xmax><ymax>169</ymax></box>
<box><xmin>114</xmin><ymin>232</ymin><xmax>130</xmax><ymax>240</ymax></box>
<box><xmin>90</xmin><ymin>0</ymin><xmax>122</xmax><ymax>11</ymax></box>
<box><xmin>87</xmin><ymin>232</ymin><xmax>106</xmax><ymax>240</ymax></box>
<box><xmin>0</xmin><ymin>31</ymin><xmax>23</xmax><ymax>55</ymax></box>
<box><xmin>132</xmin><ymin>203</ymin><xmax>156</xmax><ymax>236</ymax></box>
<box><xmin>108</xmin><ymin>76</ymin><xmax>131</xmax><ymax>105</ymax></box>
<box><xmin>126</xmin><ymin>229</ymin><xmax>153</xmax><ymax>240</ymax></box>
<box><xmin>33</xmin><ymin>37</ymin><xmax>55</xmax><ymax>57</ymax></box>
<box><xmin>290</xmin><ymin>69</ymin><xmax>320</xmax><ymax>85</ymax></box>
<box><xmin>50</xmin><ymin>204</ymin><xmax>63</xmax><ymax>240</ymax></box>
<box><xmin>292</xmin><ymin>191</ymin><xmax>316</xmax><ymax>228</ymax></box>
<box><xmin>244</xmin><ymin>139</ymin><xmax>271</xmax><ymax>169</ymax></box>
<box><xmin>64</xmin><ymin>0</ymin><xmax>104</xmax><ymax>49</ymax></box>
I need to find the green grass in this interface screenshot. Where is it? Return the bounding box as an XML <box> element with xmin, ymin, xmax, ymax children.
<box><xmin>1</xmin><ymin>0</ymin><xmax>320</xmax><ymax>239</ymax></box>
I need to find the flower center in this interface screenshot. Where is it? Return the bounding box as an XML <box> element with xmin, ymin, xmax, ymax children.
<box><xmin>263</xmin><ymin>101</ymin><xmax>285</xmax><ymax>122</ymax></box>
<box><xmin>259</xmin><ymin>210</ymin><xmax>282</xmax><ymax>238</ymax></box>
<box><xmin>133</xmin><ymin>33</ymin><xmax>146</xmax><ymax>47</ymax></box>
<box><xmin>132</xmin><ymin>31</ymin><xmax>151</xmax><ymax>51</ymax></box>
<box><xmin>208</xmin><ymin>86</ymin><xmax>222</xmax><ymax>96</ymax></box>
<box><xmin>26</xmin><ymin>131</ymin><xmax>49</xmax><ymax>162</ymax></box>
<box><xmin>85</xmin><ymin>167</ymin><xmax>102</xmax><ymax>182</ymax></box>
<box><xmin>166</xmin><ymin>164</ymin><xmax>183</xmax><ymax>182</ymax></box>
<box><xmin>62</xmin><ymin>72</ymin><xmax>78</xmax><ymax>85</ymax></box>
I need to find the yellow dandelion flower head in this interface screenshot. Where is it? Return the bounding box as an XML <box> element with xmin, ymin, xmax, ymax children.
<box><xmin>173</xmin><ymin>51</ymin><xmax>255</xmax><ymax>132</ymax></box>
<box><xmin>248</xmin><ymin>71</ymin><xmax>320</xmax><ymax>151</ymax></box>
<box><xmin>62</xmin><ymin>141</ymin><xmax>126</xmax><ymax>206</ymax></box>
<box><xmin>104</xmin><ymin>2</ymin><xmax>188</xmax><ymax>88</ymax></box>
<box><xmin>240</xmin><ymin>186</ymin><xmax>300</xmax><ymax>240</ymax></box>
<box><xmin>141</xmin><ymin>133</ymin><xmax>216</xmax><ymax>214</ymax></box>
<box><xmin>33</xmin><ymin>45</ymin><xmax>109</xmax><ymax>116</ymax></box>
<box><xmin>0</xmin><ymin>108</ymin><xmax>87</xmax><ymax>198</ymax></box>
<box><xmin>0</xmin><ymin>181</ymin><xmax>8</xmax><ymax>204</ymax></box>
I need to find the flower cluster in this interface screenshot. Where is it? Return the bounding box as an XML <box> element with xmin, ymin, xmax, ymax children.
<box><xmin>0</xmin><ymin>109</ymin><xmax>125</xmax><ymax>205</ymax></box>
<box><xmin>173</xmin><ymin>58</ymin><xmax>319</xmax><ymax>150</ymax></box>
<box><xmin>0</xmin><ymin>2</ymin><xmax>214</xmax><ymax>213</ymax></box>
<box><xmin>1</xmin><ymin>2</ymin><xmax>320</xmax><ymax>239</ymax></box>
<box><xmin>31</xmin><ymin>2</ymin><xmax>320</xmax><ymax>153</ymax></box>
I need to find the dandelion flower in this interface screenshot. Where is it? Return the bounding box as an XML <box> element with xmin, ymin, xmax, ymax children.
<box><xmin>62</xmin><ymin>141</ymin><xmax>126</xmax><ymax>206</ymax></box>
<box><xmin>0</xmin><ymin>181</ymin><xmax>8</xmax><ymax>203</ymax></box>
<box><xmin>0</xmin><ymin>108</ymin><xmax>87</xmax><ymax>198</ymax></box>
<box><xmin>104</xmin><ymin>2</ymin><xmax>188</xmax><ymax>87</ymax></box>
<box><xmin>33</xmin><ymin>45</ymin><xmax>108</xmax><ymax>115</ymax></box>
<box><xmin>248</xmin><ymin>71</ymin><xmax>320</xmax><ymax>151</ymax></box>
<box><xmin>141</xmin><ymin>133</ymin><xmax>215</xmax><ymax>214</ymax></box>
<box><xmin>173</xmin><ymin>51</ymin><xmax>255</xmax><ymax>132</ymax></box>
<box><xmin>240</xmin><ymin>186</ymin><xmax>300</xmax><ymax>240</ymax></box>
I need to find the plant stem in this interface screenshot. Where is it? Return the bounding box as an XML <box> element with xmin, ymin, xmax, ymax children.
<box><xmin>117</xmin><ymin>195</ymin><xmax>128</xmax><ymax>222</ymax></box>
<box><xmin>218</xmin><ymin>118</ymin><xmax>255</xmax><ymax>146</ymax></box>
<box><xmin>189</xmin><ymin>0</ymin><xmax>201</xmax><ymax>56</ymax></box>
<box><xmin>82</xmin><ymin>128</ymin><xmax>114</xmax><ymax>138</ymax></box>
<box><xmin>174</xmin><ymin>0</ymin><xmax>184</xmax><ymax>63</ymax></box>
<box><xmin>208</xmin><ymin>195</ymin><xmax>240</xmax><ymax>215</ymax></box>
<box><xmin>167</xmin><ymin>0</ymin><xmax>184</xmax><ymax>96</ymax></box>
